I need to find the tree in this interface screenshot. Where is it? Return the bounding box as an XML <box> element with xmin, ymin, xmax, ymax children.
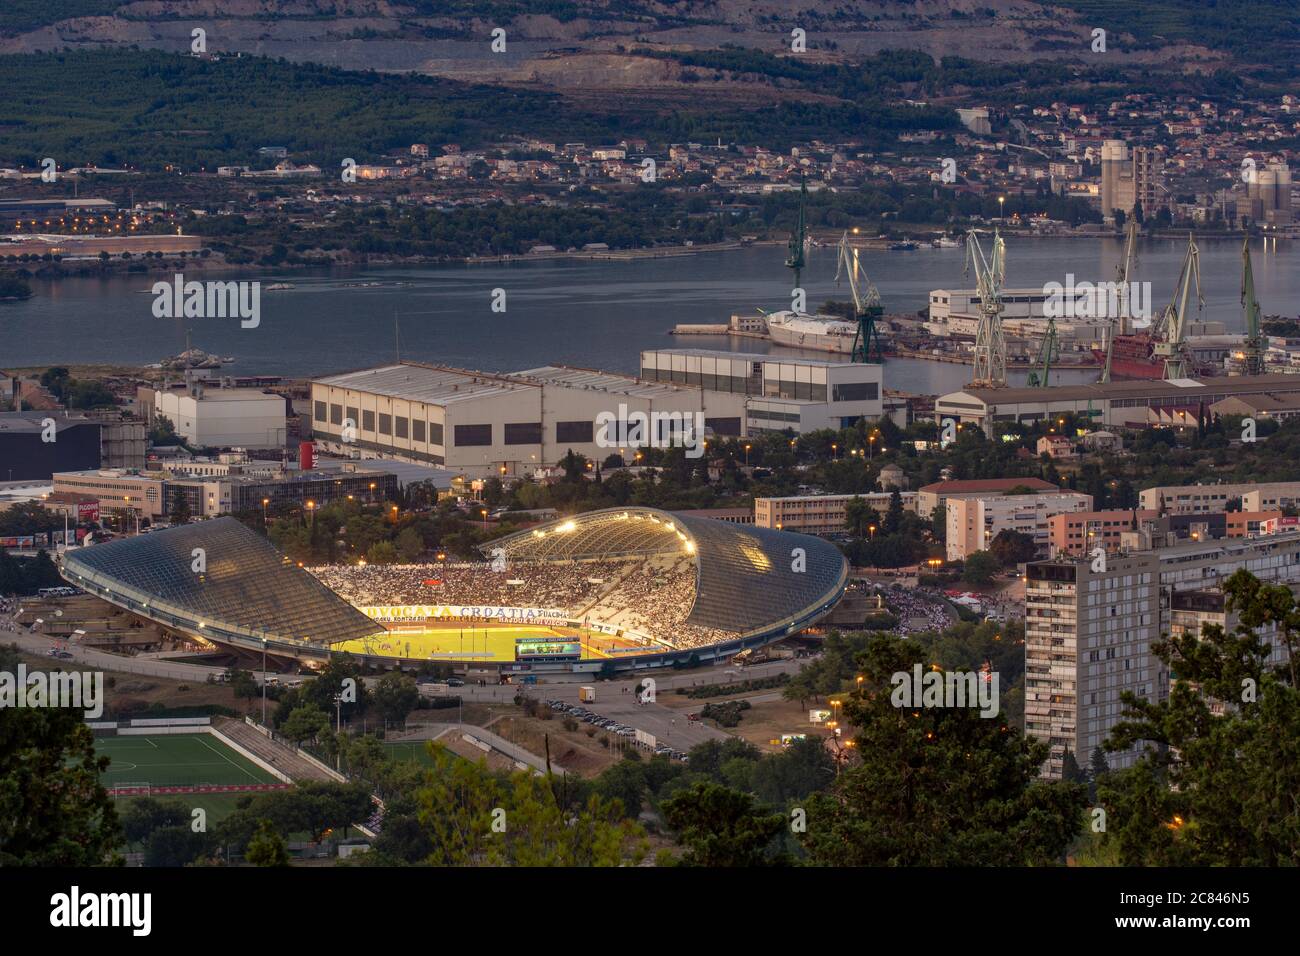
<box><xmin>281</xmin><ymin>703</ymin><xmax>330</xmax><ymax>746</ymax></box>
<box><xmin>394</xmin><ymin>526</ymin><xmax>424</xmax><ymax>562</ymax></box>
<box><xmin>961</xmin><ymin>550</ymin><xmax>1000</xmax><ymax>586</ymax></box>
<box><xmin>245</xmin><ymin>819</ymin><xmax>290</xmax><ymax>866</ymax></box>
<box><xmin>366</xmin><ymin>540</ymin><xmax>399</xmax><ymax>565</ymax></box>
<box><xmin>0</xmin><ymin>686</ymin><xmax>122</xmax><ymax>865</ymax></box>
<box><xmin>883</xmin><ymin>489</ymin><xmax>905</xmax><ymax>534</ymax></box>
<box><xmin>169</xmin><ymin>492</ymin><xmax>192</xmax><ymax>525</ymax></box>
<box><xmin>989</xmin><ymin>528</ymin><xmax>1035</xmax><ymax>567</ymax></box>
<box><xmin>1093</xmin><ymin>569</ymin><xmax>1300</xmax><ymax>865</ymax></box>
<box><xmin>414</xmin><ymin>743</ymin><xmax>646</xmax><ymax>866</ymax></box>
<box><xmin>843</xmin><ymin>496</ymin><xmax>878</xmax><ymax>538</ymax></box>
<box><xmin>373</xmin><ymin>672</ymin><xmax>419</xmax><ymax>727</ymax></box>
<box><xmin>661</xmin><ymin>782</ymin><xmax>787</xmax><ymax>867</ymax></box>
<box><xmin>800</xmin><ymin>634</ymin><xmax>1086</xmax><ymax>866</ymax></box>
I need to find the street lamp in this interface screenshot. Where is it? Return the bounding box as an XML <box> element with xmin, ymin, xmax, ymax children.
<box><xmin>831</xmin><ymin>443</ymin><xmax>838</xmax><ymax>460</ymax></box>
<box><xmin>306</xmin><ymin>500</ymin><xmax>316</xmax><ymax>526</ymax></box>
<box><xmin>998</xmin><ymin>196</ymin><xmax>1005</xmax><ymax>221</ymax></box>
<box><xmin>744</xmin><ymin>444</ymin><xmax>752</xmax><ymax>467</ymax></box>
<box><xmin>261</xmin><ymin>497</ymin><xmax>269</xmax><ymax>526</ymax></box>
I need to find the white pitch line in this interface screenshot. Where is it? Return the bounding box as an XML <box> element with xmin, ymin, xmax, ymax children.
<box><xmin>195</xmin><ymin>735</ymin><xmax>260</xmax><ymax>783</ymax></box>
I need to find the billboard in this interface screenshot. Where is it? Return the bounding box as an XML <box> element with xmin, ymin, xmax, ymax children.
<box><xmin>515</xmin><ymin>638</ymin><xmax>581</xmax><ymax>661</ymax></box>
<box><xmin>78</xmin><ymin>501</ymin><xmax>100</xmax><ymax>523</ymax></box>
<box><xmin>360</xmin><ymin>605</ymin><xmax>569</xmax><ymax>626</ymax></box>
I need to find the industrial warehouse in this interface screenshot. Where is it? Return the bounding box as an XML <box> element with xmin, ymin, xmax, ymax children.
<box><xmin>310</xmin><ymin>355</ymin><xmax>883</xmax><ymax>477</ymax></box>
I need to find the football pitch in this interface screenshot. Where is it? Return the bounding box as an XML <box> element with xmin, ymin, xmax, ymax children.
<box><xmin>333</xmin><ymin>624</ymin><xmax>624</xmax><ymax>662</ymax></box>
<box><xmin>95</xmin><ymin>733</ymin><xmax>279</xmax><ymax>789</ymax></box>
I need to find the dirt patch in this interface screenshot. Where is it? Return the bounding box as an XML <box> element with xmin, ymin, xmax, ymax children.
<box><xmin>489</xmin><ymin>714</ymin><xmax>621</xmax><ymax>777</ymax></box>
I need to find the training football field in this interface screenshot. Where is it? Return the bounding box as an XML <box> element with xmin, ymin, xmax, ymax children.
<box><xmin>333</xmin><ymin>624</ymin><xmax>624</xmax><ymax>662</ymax></box>
<box><xmin>95</xmin><ymin>733</ymin><xmax>278</xmax><ymax>789</ymax></box>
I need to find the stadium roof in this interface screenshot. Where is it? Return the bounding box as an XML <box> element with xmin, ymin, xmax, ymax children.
<box><xmin>491</xmin><ymin>507</ymin><xmax>848</xmax><ymax>635</ymax></box>
<box><xmin>61</xmin><ymin>517</ymin><xmax>378</xmax><ymax>647</ymax></box>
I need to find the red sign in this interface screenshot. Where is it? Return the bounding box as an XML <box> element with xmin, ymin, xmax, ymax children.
<box><xmin>78</xmin><ymin>501</ymin><xmax>100</xmax><ymax>523</ymax></box>
<box><xmin>422</xmin><ymin>579</ymin><xmax>443</xmax><ymax>587</ymax></box>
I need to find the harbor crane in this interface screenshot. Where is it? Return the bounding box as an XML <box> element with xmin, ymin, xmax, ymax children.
<box><xmin>1240</xmin><ymin>237</ymin><xmax>1266</xmax><ymax>376</ymax></box>
<box><xmin>1153</xmin><ymin>233</ymin><xmax>1203</xmax><ymax>380</ymax></box>
<box><xmin>965</xmin><ymin>228</ymin><xmax>1007</xmax><ymax>387</ymax></box>
<box><xmin>834</xmin><ymin>231</ymin><xmax>885</xmax><ymax>364</ymax></box>
<box><xmin>785</xmin><ymin>176</ymin><xmax>807</xmax><ymax>293</ymax></box>
<box><xmin>1101</xmin><ymin>218</ymin><xmax>1140</xmax><ymax>384</ymax></box>
<box><xmin>1026</xmin><ymin>314</ymin><xmax>1057</xmax><ymax>387</ymax></box>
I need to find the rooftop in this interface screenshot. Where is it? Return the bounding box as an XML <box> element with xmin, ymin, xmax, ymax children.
<box><xmin>920</xmin><ymin>477</ymin><xmax>1059</xmax><ymax>495</ymax></box>
<box><xmin>941</xmin><ymin>373</ymin><xmax>1300</xmax><ymax>407</ymax></box>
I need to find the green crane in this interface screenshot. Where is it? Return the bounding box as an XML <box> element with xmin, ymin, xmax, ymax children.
<box><xmin>835</xmin><ymin>231</ymin><xmax>885</xmax><ymax>364</ymax></box>
<box><xmin>784</xmin><ymin>175</ymin><xmax>807</xmax><ymax>292</ymax></box>
<box><xmin>1026</xmin><ymin>315</ymin><xmax>1058</xmax><ymax>387</ymax></box>
<box><xmin>1240</xmin><ymin>237</ymin><xmax>1266</xmax><ymax>376</ymax></box>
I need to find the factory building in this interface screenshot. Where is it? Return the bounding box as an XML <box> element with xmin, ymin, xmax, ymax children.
<box><xmin>310</xmin><ymin>362</ymin><xmax>747</xmax><ymax>478</ymax></box>
<box><xmin>935</xmin><ymin>373</ymin><xmax>1300</xmax><ymax>435</ymax></box>
<box><xmin>638</xmin><ymin>348</ymin><xmax>883</xmax><ymax>433</ymax></box>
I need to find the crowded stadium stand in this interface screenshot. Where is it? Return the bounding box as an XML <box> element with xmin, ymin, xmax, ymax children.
<box><xmin>59</xmin><ymin>508</ymin><xmax>848</xmax><ymax>671</ymax></box>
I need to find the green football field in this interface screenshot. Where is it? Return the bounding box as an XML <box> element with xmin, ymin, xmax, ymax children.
<box><xmin>95</xmin><ymin>733</ymin><xmax>278</xmax><ymax>789</ymax></box>
<box><xmin>334</xmin><ymin>624</ymin><xmax>625</xmax><ymax>662</ymax></box>
<box><xmin>383</xmin><ymin>740</ymin><xmax>440</xmax><ymax>768</ymax></box>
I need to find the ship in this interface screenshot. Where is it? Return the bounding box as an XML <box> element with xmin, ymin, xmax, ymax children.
<box><xmin>765</xmin><ymin>310</ymin><xmax>858</xmax><ymax>354</ymax></box>
<box><xmin>1091</xmin><ymin>333</ymin><xmax>1163</xmax><ymax>379</ymax></box>
<box><xmin>265</xmin><ymin>282</ymin><xmax>295</xmax><ymax>291</ymax></box>
<box><xmin>1092</xmin><ymin>332</ymin><xmax>1219</xmax><ymax>380</ymax></box>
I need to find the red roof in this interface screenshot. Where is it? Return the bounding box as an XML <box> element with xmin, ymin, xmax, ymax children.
<box><xmin>920</xmin><ymin>477</ymin><xmax>1058</xmax><ymax>494</ymax></box>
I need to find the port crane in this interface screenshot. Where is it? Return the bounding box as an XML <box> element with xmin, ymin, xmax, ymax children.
<box><xmin>1101</xmin><ymin>218</ymin><xmax>1141</xmax><ymax>384</ymax></box>
<box><xmin>834</xmin><ymin>232</ymin><xmax>885</xmax><ymax>363</ymax></box>
<box><xmin>1240</xmin><ymin>237</ymin><xmax>1266</xmax><ymax>376</ymax></box>
<box><xmin>785</xmin><ymin>176</ymin><xmax>807</xmax><ymax>293</ymax></box>
<box><xmin>1153</xmin><ymin>233</ymin><xmax>1203</xmax><ymax>380</ymax></box>
<box><xmin>965</xmin><ymin>228</ymin><xmax>1007</xmax><ymax>387</ymax></box>
<box><xmin>1026</xmin><ymin>315</ymin><xmax>1058</xmax><ymax>387</ymax></box>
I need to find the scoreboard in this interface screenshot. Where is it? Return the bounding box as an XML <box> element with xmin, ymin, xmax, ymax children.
<box><xmin>515</xmin><ymin>638</ymin><xmax>582</xmax><ymax>661</ymax></box>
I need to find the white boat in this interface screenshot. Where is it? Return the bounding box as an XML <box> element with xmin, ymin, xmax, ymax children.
<box><xmin>265</xmin><ymin>282</ymin><xmax>295</xmax><ymax>291</ymax></box>
<box><xmin>765</xmin><ymin>310</ymin><xmax>858</xmax><ymax>354</ymax></box>
<box><xmin>932</xmin><ymin>237</ymin><xmax>960</xmax><ymax>248</ymax></box>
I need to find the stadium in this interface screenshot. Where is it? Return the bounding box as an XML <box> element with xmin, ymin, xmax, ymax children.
<box><xmin>59</xmin><ymin>509</ymin><xmax>848</xmax><ymax>674</ymax></box>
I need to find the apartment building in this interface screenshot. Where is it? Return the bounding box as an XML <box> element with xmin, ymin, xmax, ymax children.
<box><xmin>754</xmin><ymin>492</ymin><xmax>918</xmax><ymax>536</ymax></box>
<box><xmin>1026</xmin><ymin>532</ymin><xmax>1300</xmax><ymax>779</ymax></box>
<box><xmin>946</xmin><ymin>491</ymin><xmax>1093</xmax><ymax>561</ymax></box>
<box><xmin>1049</xmin><ymin>509</ymin><xmax>1159</xmax><ymax>556</ymax></box>
<box><xmin>1139</xmin><ymin>481</ymin><xmax>1300</xmax><ymax>514</ymax></box>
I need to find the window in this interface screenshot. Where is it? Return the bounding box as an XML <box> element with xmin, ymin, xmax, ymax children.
<box><xmin>412</xmin><ymin>419</ymin><xmax>426</xmax><ymax>443</ymax></box>
<box><xmin>346</xmin><ymin>406</ymin><xmax>359</xmax><ymax>427</ymax></box>
<box><xmin>429</xmin><ymin>422</ymin><xmax>444</xmax><ymax>446</ymax></box>
<box><xmin>832</xmin><ymin>382</ymin><xmax>879</xmax><ymax>402</ymax></box>
<box><xmin>313</xmin><ymin>401</ymin><xmax>327</xmax><ymax>422</ymax></box>
<box><xmin>504</xmin><ymin>422</ymin><xmax>542</xmax><ymax>445</ymax></box>
<box><xmin>705</xmin><ymin>417</ymin><xmax>742</xmax><ymax>437</ymax></box>
<box><xmin>455</xmin><ymin>424</ymin><xmax>492</xmax><ymax>446</ymax></box>
<box><xmin>362</xmin><ymin>410</ymin><xmax>375</xmax><ymax>432</ymax></box>
<box><xmin>378</xmin><ymin>413</ymin><xmax>392</xmax><ymax>436</ymax></box>
<box><xmin>330</xmin><ymin>403</ymin><xmax>343</xmax><ymax>426</ymax></box>
<box><xmin>395</xmin><ymin>417</ymin><xmax>408</xmax><ymax>439</ymax></box>
<box><xmin>556</xmin><ymin>420</ymin><xmax>593</xmax><ymax>443</ymax></box>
